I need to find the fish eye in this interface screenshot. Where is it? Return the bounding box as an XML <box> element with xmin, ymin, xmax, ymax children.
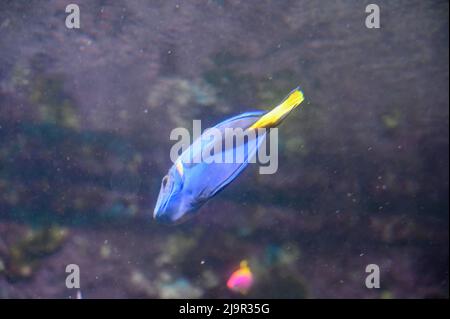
<box><xmin>161</xmin><ymin>175</ymin><xmax>170</xmax><ymax>189</ymax></box>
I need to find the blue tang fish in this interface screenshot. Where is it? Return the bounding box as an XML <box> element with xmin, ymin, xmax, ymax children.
<box><xmin>153</xmin><ymin>87</ymin><xmax>305</xmax><ymax>224</ymax></box>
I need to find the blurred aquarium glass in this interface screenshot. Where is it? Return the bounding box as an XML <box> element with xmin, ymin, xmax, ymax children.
<box><xmin>0</xmin><ymin>0</ymin><xmax>448</xmax><ymax>298</ymax></box>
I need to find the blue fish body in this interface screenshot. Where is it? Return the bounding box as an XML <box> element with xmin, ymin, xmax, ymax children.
<box><xmin>153</xmin><ymin>88</ymin><xmax>304</xmax><ymax>224</ymax></box>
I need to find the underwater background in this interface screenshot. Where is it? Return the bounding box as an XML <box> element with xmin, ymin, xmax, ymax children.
<box><xmin>0</xmin><ymin>0</ymin><xmax>448</xmax><ymax>298</ymax></box>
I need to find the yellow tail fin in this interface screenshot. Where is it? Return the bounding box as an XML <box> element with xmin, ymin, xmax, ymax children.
<box><xmin>249</xmin><ymin>87</ymin><xmax>304</xmax><ymax>130</ymax></box>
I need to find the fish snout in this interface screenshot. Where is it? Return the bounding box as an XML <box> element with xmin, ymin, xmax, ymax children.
<box><xmin>153</xmin><ymin>210</ymin><xmax>175</xmax><ymax>224</ymax></box>
<box><xmin>154</xmin><ymin>214</ymin><xmax>171</xmax><ymax>224</ymax></box>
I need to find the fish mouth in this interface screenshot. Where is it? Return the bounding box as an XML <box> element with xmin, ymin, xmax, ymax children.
<box><xmin>153</xmin><ymin>209</ymin><xmax>187</xmax><ymax>225</ymax></box>
<box><xmin>153</xmin><ymin>200</ymin><xmax>198</xmax><ymax>225</ymax></box>
<box><xmin>153</xmin><ymin>198</ymin><xmax>171</xmax><ymax>222</ymax></box>
<box><xmin>153</xmin><ymin>211</ymin><xmax>175</xmax><ymax>225</ymax></box>
<box><xmin>153</xmin><ymin>189</ymin><xmax>171</xmax><ymax>220</ymax></box>
<box><xmin>152</xmin><ymin>197</ymin><xmax>178</xmax><ymax>224</ymax></box>
<box><xmin>153</xmin><ymin>187</ymin><xmax>198</xmax><ymax>225</ymax></box>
